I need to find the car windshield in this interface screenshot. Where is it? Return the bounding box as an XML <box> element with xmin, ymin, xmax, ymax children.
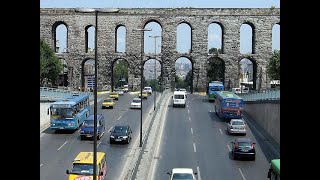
<box><xmin>172</xmin><ymin>173</ymin><xmax>194</xmax><ymax>180</ymax></box>
<box><xmin>70</xmin><ymin>163</ymin><xmax>98</xmax><ymax>175</ymax></box>
<box><xmin>83</xmin><ymin>120</ymin><xmax>94</xmax><ymax>127</ymax></box>
<box><xmin>113</xmin><ymin>127</ymin><xmax>127</xmax><ymax>133</ymax></box>
<box><xmin>232</xmin><ymin>121</ymin><xmax>244</xmax><ymax>125</ymax></box>
<box><xmin>144</xmin><ymin>87</ymin><xmax>151</xmax><ymax>90</ymax></box>
<box><xmin>238</xmin><ymin>142</ymin><xmax>252</xmax><ymax>147</ymax></box>
<box><xmin>132</xmin><ymin>99</ymin><xmax>141</xmax><ymax>103</ymax></box>
<box><xmin>104</xmin><ymin>99</ymin><xmax>112</xmax><ymax>102</ymax></box>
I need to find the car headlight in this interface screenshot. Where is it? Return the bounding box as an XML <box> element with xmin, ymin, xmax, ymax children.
<box><xmin>122</xmin><ymin>136</ymin><xmax>128</xmax><ymax>139</ymax></box>
<box><xmin>80</xmin><ymin>130</ymin><xmax>84</xmax><ymax>133</ymax></box>
<box><xmin>110</xmin><ymin>136</ymin><xmax>114</xmax><ymax>138</ymax></box>
<box><xmin>51</xmin><ymin>123</ymin><xmax>55</xmax><ymax>126</ymax></box>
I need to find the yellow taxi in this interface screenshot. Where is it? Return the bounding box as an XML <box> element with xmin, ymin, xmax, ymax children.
<box><xmin>109</xmin><ymin>92</ymin><xmax>119</xmax><ymax>100</ymax></box>
<box><xmin>66</xmin><ymin>152</ymin><xmax>107</xmax><ymax>180</ymax></box>
<box><xmin>101</xmin><ymin>98</ymin><xmax>115</xmax><ymax>109</ymax></box>
<box><xmin>138</xmin><ymin>91</ymin><xmax>148</xmax><ymax>99</ymax></box>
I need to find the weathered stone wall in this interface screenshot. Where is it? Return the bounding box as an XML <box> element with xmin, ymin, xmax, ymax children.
<box><xmin>40</xmin><ymin>8</ymin><xmax>280</xmax><ymax>91</ymax></box>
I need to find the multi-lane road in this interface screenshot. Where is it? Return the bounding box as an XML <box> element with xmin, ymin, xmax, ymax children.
<box><xmin>40</xmin><ymin>92</ymin><xmax>272</xmax><ymax>180</ymax></box>
<box><xmin>40</xmin><ymin>92</ymin><xmax>156</xmax><ymax>180</ymax></box>
<box><xmin>150</xmin><ymin>94</ymin><xmax>270</xmax><ymax>180</ymax></box>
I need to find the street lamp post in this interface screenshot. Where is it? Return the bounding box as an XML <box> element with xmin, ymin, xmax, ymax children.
<box><xmin>149</xmin><ymin>35</ymin><xmax>161</xmax><ymax>111</ymax></box>
<box><xmin>133</xmin><ymin>28</ymin><xmax>152</xmax><ymax>147</ymax></box>
<box><xmin>74</xmin><ymin>8</ymin><xmax>119</xmax><ymax>180</ymax></box>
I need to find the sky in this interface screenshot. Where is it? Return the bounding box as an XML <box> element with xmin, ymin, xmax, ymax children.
<box><xmin>41</xmin><ymin>0</ymin><xmax>280</xmax><ymax>64</ymax></box>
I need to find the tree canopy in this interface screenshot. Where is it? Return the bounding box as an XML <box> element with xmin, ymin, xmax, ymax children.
<box><xmin>40</xmin><ymin>39</ymin><xmax>62</xmax><ymax>86</ymax></box>
<box><xmin>267</xmin><ymin>50</ymin><xmax>280</xmax><ymax>80</ymax></box>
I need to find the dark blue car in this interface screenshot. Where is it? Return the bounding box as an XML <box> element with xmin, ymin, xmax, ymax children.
<box><xmin>80</xmin><ymin>114</ymin><xmax>105</xmax><ymax>140</ymax></box>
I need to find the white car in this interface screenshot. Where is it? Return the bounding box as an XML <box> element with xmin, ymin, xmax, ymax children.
<box><xmin>116</xmin><ymin>89</ymin><xmax>124</xmax><ymax>95</ymax></box>
<box><xmin>143</xmin><ymin>86</ymin><xmax>152</xmax><ymax>95</ymax></box>
<box><xmin>178</xmin><ymin>88</ymin><xmax>187</xmax><ymax>97</ymax></box>
<box><xmin>167</xmin><ymin>168</ymin><xmax>197</xmax><ymax>180</ymax></box>
<box><xmin>227</xmin><ymin>119</ymin><xmax>247</xmax><ymax>135</ymax></box>
<box><xmin>130</xmin><ymin>98</ymin><xmax>142</xmax><ymax>109</ymax></box>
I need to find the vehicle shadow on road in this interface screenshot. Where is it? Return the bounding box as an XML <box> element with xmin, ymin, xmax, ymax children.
<box><xmin>42</xmin><ymin>128</ymin><xmax>77</xmax><ymax>134</ymax></box>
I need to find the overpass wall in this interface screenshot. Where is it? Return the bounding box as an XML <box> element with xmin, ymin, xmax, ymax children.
<box><xmin>244</xmin><ymin>100</ymin><xmax>280</xmax><ymax>144</ymax></box>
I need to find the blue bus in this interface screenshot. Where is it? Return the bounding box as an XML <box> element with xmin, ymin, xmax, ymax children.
<box><xmin>49</xmin><ymin>94</ymin><xmax>91</xmax><ymax>131</ymax></box>
<box><xmin>215</xmin><ymin>91</ymin><xmax>244</xmax><ymax>119</ymax></box>
<box><xmin>208</xmin><ymin>81</ymin><xmax>224</xmax><ymax>102</ymax></box>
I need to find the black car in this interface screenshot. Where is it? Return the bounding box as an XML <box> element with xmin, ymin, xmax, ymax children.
<box><xmin>109</xmin><ymin>125</ymin><xmax>132</xmax><ymax>144</ymax></box>
<box><xmin>231</xmin><ymin>138</ymin><xmax>256</xmax><ymax>160</ymax></box>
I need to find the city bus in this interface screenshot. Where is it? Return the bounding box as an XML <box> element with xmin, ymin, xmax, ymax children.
<box><xmin>268</xmin><ymin>159</ymin><xmax>280</xmax><ymax>180</ymax></box>
<box><xmin>208</xmin><ymin>81</ymin><xmax>224</xmax><ymax>102</ymax></box>
<box><xmin>214</xmin><ymin>91</ymin><xmax>244</xmax><ymax>119</ymax></box>
<box><xmin>48</xmin><ymin>94</ymin><xmax>90</xmax><ymax>131</ymax></box>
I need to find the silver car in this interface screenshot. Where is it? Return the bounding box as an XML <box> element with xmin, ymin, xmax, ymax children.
<box><xmin>227</xmin><ymin>119</ymin><xmax>246</xmax><ymax>135</ymax></box>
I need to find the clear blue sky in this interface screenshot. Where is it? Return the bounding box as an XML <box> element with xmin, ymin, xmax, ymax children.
<box><xmin>41</xmin><ymin>0</ymin><xmax>280</xmax><ymax>63</ymax></box>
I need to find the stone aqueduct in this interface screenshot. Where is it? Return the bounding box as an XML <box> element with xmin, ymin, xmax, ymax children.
<box><xmin>40</xmin><ymin>8</ymin><xmax>280</xmax><ymax>92</ymax></box>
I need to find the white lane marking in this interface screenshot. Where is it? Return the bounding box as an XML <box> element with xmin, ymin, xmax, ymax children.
<box><xmin>188</xmin><ymin>109</ymin><xmax>190</xmax><ymax>113</ymax></box>
<box><xmin>103</xmin><ymin>109</ymin><xmax>106</xmax><ymax>111</ymax></box>
<box><xmin>108</xmin><ymin>126</ymin><xmax>113</xmax><ymax>132</ymax></box>
<box><xmin>98</xmin><ymin>141</ymin><xmax>101</xmax><ymax>147</ymax></box>
<box><xmin>78</xmin><ymin>129</ymin><xmax>81</xmax><ymax>132</ymax></box>
<box><xmin>40</xmin><ymin>164</ymin><xmax>43</xmax><ymax>167</ymax></box>
<box><xmin>117</xmin><ymin>115</ymin><xmax>122</xmax><ymax>121</ymax></box>
<box><xmin>193</xmin><ymin>143</ymin><xmax>197</xmax><ymax>152</ymax></box>
<box><xmin>219</xmin><ymin>128</ymin><xmax>223</xmax><ymax>134</ymax></box>
<box><xmin>239</xmin><ymin>168</ymin><xmax>246</xmax><ymax>180</ymax></box>
<box><xmin>197</xmin><ymin>166</ymin><xmax>202</xmax><ymax>180</ymax></box>
<box><xmin>58</xmin><ymin>141</ymin><xmax>68</xmax><ymax>150</ymax></box>
<box><xmin>190</xmin><ymin>128</ymin><xmax>193</xmax><ymax>134</ymax></box>
<box><xmin>227</xmin><ymin>144</ymin><xmax>231</xmax><ymax>151</ymax></box>
<box><xmin>189</xmin><ymin>117</ymin><xmax>191</xmax><ymax>121</ymax></box>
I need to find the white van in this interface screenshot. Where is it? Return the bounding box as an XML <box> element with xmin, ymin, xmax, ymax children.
<box><xmin>172</xmin><ymin>91</ymin><xmax>186</xmax><ymax>107</ymax></box>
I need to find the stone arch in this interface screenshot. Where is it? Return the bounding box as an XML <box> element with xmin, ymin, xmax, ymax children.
<box><xmin>143</xmin><ymin>20</ymin><xmax>163</xmax><ymax>54</ymax></box>
<box><xmin>144</xmin><ymin>57</ymin><xmax>162</xmax><ymax>91</ymax></box>
<box><xmin>85</xmin><ymin>25</ymin><xmax>95</xmax><ymax>53</ymax></box>
<box><xmin>52</xmin><ymin>21</ymin><xmax>68</xmax><ymax>53</ymax></box>
<box><xmin>111</xmin><ymin>58</ymin><xmax>130</xmax><ymax>90</ymax></box>
<box><xmin>238</xmin><ymin>57</ymin><xmax>257</xmax><ymax>90</ymax></box>
<box><xmin>206</xmin><ymin>57</ymin><xmax>225</xmax><ymax>88</ymax></box>
<box><xmin>174</xmin><ymin>56</ymin><xmax>194</xmax><ymax>92</ymax></box>
<box><xmin>240</xmin><ymin>21</ymin><xmax>256</xmax><ymax>54</ymax></box>
<box><xmin>115</xmin><ymin>24</ymin><xmax>126</xmax><ymax>53</ymax></box>
<box><xmin>142</xmin><ymin>18</ymin><xmax>164</xmax><ymax>30</ymax></box>
<box><xmin>80</xmin><ymin>57</ymin><xmax>95</xmax><ymax>91</ymax></box>
<box><xmin>177</xmin><ymin>22</ymin><xmax>193</xmax><ymax>53</ymax></box>
<box><xmin>208</xmin><ymin>21</ymin><xmax>225</xmax><ymax>54</ymax></box>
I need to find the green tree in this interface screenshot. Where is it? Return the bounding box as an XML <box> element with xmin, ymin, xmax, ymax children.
<box><xmin>207</xmin><ymin>48</ymin><xmax>224</xmax><ymax>84</ymax></box>
<box><xmin>40</xmin><ymin>39</ymin><xmax>62</xmax><ymax>86</ymax></box>
<box><xmin>113</xmin><ymin>59</ymin><xmax>128</xmax><ymax>88</ymax></box>
<box><xmin>267</xmin><ymin>50</ymin><xmax>280</xmax><ymax>80</ymax></box>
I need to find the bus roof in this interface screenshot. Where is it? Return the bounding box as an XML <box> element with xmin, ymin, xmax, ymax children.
<box><xmin>50</xmin><ymin>94</ymin><xmax>89</xmax><ymax>108</ymax></box>
<box><xmin>271</xmin><ymin>159</ymin><xmax>280</xmax><ymax>175</ymax></box>
<box><xmin>216</xmin><ymin>91</ymin><xmax>242</xmax><ymax>99</ymax></box>
<box><xmin>73</xmin><ymin>152</ymin><xmax>105</xmax><ymax>164</ymax></box>
<box><xmin>209</xmin><ymin>82</ymin><xmax>223</xmax><ymax>87</ymax></box>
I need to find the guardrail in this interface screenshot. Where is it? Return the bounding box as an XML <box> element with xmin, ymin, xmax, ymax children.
<box><xmin>40</xmin><ymin>87</ymin><xmax>93</xmax><ymax>101</ymax></box>
<box><xmin>237</xmin><ymin>88</ymin><xmax>280</xmax><ymax>101</ymax></box>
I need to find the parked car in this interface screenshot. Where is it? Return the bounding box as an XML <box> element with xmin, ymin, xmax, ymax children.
<box><xmin>101</xmin><ymin>98</ymin><xmax>115</xmax><ymax>109</ymax></box>
<box><xmin>231</xmin><ymin>138</ymin><xmax>256</xmax><ymax>160</ymax></box>
<box><xmin>109</xmin><ymin>125</ymin><xmax>132</xmax><ymax>144</ymax></box>
<box><xmin>167</xmin><ymin>168</ymin><xmax>197</xmax><ymax>180</ymax></box>
<box><xmin>227</xmin><ymin>119</ymin><xmax>246</xmax><ymax>135</ymax></box>
<box><xmin>130</xmin><ymin>98</ymin><xmax>142</xmax><ymax>109</ymax></box>
<box><xmin>80</xmin><ymin>114</ymin><xmax>105</xmax><ymax>140</ymax></box>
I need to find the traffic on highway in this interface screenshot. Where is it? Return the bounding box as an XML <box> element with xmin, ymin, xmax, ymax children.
<box><xmin>40</xmin><ymin>87</ymin><xmax>277</xmax><ymax>180</ymax></box>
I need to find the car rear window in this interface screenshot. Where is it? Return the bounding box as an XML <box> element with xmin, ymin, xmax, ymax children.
<box><xmin>172</xmin><ymin>173</ymin><xmax>193</xmax><ymax>180</ymax></box>
<box><xmin>238</xmin><ymin>142</ymin><xmax>251</xmax><ymax>147</ymax></box>
<box><xmin>232</xmin><ymin>121</ymin><xmax>244</xmax><ymax>125</ymax></box>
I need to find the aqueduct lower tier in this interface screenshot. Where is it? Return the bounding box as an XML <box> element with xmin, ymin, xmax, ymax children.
<box><xmin>40</xmin><ymin>8</ymin><xmax>280</xmax><ymax>92</ymax></box>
